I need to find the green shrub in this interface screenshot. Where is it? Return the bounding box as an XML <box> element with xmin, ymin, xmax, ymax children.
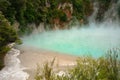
<box><xmin>0</xmin><ymin>12</ymin><xmax>19</xmax><ymax>69</ymax></box>
<box><xmin>35</xmin><ymin>49</ymin><xmax>120</xmax><ymax>80</ymax></box>
<box><xmin>35</xmin><ymin>58</ymin><xmax>55</xmax><ymax>80</ymax></box>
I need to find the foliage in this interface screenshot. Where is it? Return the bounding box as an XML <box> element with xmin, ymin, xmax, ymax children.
<box><xmin>118</xmin><ymin>4</ymin><xmax>120</xmax><ymax>18</ymax></box>
<box><xmin>0</xmin><ymin>12</ymin><xmax>19</xmax><ymax>69</ymax></box>
<box><xmin>0</xmin><ymin>0</ymin><xmax>93</xmax><ymax>31</ymax></box>
<box><xmin>0</xmin><ymin>0</ymin><xmax>119</xmax><ymax>33</ymax></box>
<box><xmin>96</xmin><ymin>0</ymin><xmax>112</xmax><ymax>21</ymax></box>
<box><xmin>71</xmin><ymin>0</ymin><xmax>93</xmax><ymax>21</ymax></box>
<box><xmin>35</xmin><ymin>58</ymin><xmax>55</xmax><ymax>80</ymax></box>
<box><xmin>0</xmin><ymin>12</ymin><xmax>20</xmax><ymax>53</ymax></box>
<box><xmin>0</xmin><ymin>0</ymin><xmax>10</xmax><ymax>12</ymax></box>
<box><xmin>35</xmin><ymin>49</ymin><xmax>120</xmax><ymax>80</ymax></box>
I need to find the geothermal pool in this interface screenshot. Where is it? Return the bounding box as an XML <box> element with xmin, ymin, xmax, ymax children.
<box><xmin>21</xmin><ymin>23</ymin><xmax>120</xmax><ymax>58</ymax></box>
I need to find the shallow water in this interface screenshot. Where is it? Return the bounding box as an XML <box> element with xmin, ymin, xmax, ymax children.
<box><xmin>21</xmin><ymin>22</ymin><xmax>120</xmax><ymax>58</ymax></box>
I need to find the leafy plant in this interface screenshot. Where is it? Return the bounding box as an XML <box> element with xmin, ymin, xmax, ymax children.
<box><xmin>0</xmin><ymin>12</ymin><xmax>19</xmax><ymax>69</ymax></box>
<box><xmin>35</xmin><ymin>58</ymin><xmax>55</xmax><ymax>80</ymax></box>
<box><xmin>35</xmin><ymin>49</ymin><xmax>120</xmax><ymax>80</ymax></box>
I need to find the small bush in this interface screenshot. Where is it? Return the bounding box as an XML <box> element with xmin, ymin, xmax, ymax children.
<box><xmin>35</xmin><ymin>48</ymin><xmax>120</xmax><ymax>80</ymax></box>
<box><xmin>35</xmin><ymin>58</ymin><xmax>55</xmax><ymax>80</ymax></box>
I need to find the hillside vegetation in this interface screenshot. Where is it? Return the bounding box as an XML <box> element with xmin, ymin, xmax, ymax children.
<box><xmin>0</xmin><ymin>12</ymin><xmax>19</xmax><ymax>69</ymax></box>
<box><xmin>0</xmin><ymin>0</ymin><xmax>120</xmax><ymax>32</ymax></box>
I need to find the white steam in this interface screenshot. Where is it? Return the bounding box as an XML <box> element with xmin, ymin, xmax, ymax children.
<box><xmin>21</xmin><ymin>21</ymin><xmax>120</xmax><ymax>57</ymax></box>
<box><xmin>20</xmin><ymin>0</ymin><xmax>120</xmax><ymax>57</ymax></box>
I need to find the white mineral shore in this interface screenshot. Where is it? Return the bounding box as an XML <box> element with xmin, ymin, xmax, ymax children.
<box><xmin>18</xmin><ymin>46</ymin><xmax>77</xmax><ymax>80</ymax></box>
<box><xmin>0</xmin><ymin>48</ymin><xmax>29</xmax><ymax>80</ymax></box>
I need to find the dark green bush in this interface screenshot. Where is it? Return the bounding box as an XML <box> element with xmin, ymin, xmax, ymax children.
<box><xmin>0</xmin><ymin>12</ymin><xmax>19</xmax><ymax>69</ymax></box>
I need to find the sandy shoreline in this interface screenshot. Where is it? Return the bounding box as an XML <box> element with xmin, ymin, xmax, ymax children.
<box><xmin>18</xmin><ymin>46</ymin><xmax>77</xmax><ymax>80</ymax></box>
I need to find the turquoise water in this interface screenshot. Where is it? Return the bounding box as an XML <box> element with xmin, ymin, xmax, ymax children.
<box><xmin>21</xmin><ymin>24</ymin><xmax>120</xmax><ymax>58</ymax></box>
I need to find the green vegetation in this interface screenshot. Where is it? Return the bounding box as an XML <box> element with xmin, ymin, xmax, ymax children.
<box><xmin>0</xmin><ymin>0</ymin><xmax>119</xmax><ymax>33</ymax></box>
<box><xmin>0</xmin><ymin>0</ymin><xmax>117</xmax><ymax>33</ymax></box>
<box><xmin>96</xmin><ymin>0</ymin><xmax>113</xmax><ymax>21</ymax></box>
<box><xmin>72</xmin><ymin>0</ymin><xmax>93</xmax><ymax>21</ymax></box>
<box><xmin>0</xmin><ymin>12</ymin><xmax>19</xmax><ymax>69</ymax></box>
<box><xmin>35</xmin><ymin>49</ymin><xmax>120</xmax><ymax>80</ymax></box>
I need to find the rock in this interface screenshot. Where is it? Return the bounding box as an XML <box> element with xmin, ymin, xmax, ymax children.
<box><xmin>7</xmin><ymin>43</ymin><xmax>15</xmax><ymax>48</ymax></box>
<box><xmin>0</xmin><ymin>48</ymin><xmax>29</xmax><ymax>80</ymax></box>
<box><xmin>56</xmin><ymin>71</ymin><xmax>66</xmax><ymax>76</ymax></box>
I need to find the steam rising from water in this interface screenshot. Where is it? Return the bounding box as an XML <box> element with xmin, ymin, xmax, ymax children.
<box><xmin>20</xmin><ymin>1</ymin><xmax>120</xmax><ymax>58</ymax></box>
<box><xmin>21</xmin><ymin>22</ymin><xmax>120</xmax><ymax>58</ymax></box>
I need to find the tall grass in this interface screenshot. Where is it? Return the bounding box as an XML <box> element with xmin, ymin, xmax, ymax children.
<box><xmin>35</xmin><ymin>49</ymin><xmax>120</xmax><ymax>80</ymax></box>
